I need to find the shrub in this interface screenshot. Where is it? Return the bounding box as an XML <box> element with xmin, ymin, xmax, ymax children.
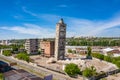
<box><xmin>104</xmin><ymin>56</ymin><xmax>112</xmax><ymax>62</ymax></box>
<box><xmin>0</xmin><ymin>73</ymin><xmax>3</xmax><ymax>80</ymax></box>
<box><xmin>92</xmin><ymin>53</ymin><xmax>104</xmax><ymax>60</ymax></box>
<box><xmin>83</xmin><ymin>67</ymin><xmax>92</xmax><ymax>77</ymax></box>
<box><xmin>82</xmin><ymin>66</ymin><xmax>97</xmax><ymax>78</ymax></box>
<box><xmin>115</xmin><ymin>61</ymin><xmax>120</xmax><ymax>68</ymax></box>
<box><xmin>92</xmin><ymin>53</ymin><xmax>120</xmax><ymax>69</ymax></box>
<box><xmin>64</xmin><ymin>63</ymin><xmax>81</xmax><ymax>77</ymax></box>
<box><xmin>68</xmin><ymin>49</ymin><xmax>73</xmax><ymax>53</ymax></box>
<box><xmin>86</xmin><ymin>46</ymin><xmax>92</xmax><ymax>59</ymax></box>
<box><xmin>16</xmin><ymin>53</ymin><xmax>30</xmax><ymax>62</ymax></box>
<box><xmin>2</xmin><ymin>50</ymin><xmax>12</xmax><ymax>56</ymax></box>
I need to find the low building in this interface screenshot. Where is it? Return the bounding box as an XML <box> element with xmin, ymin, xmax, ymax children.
<box><xmin>25</xmin><ymin>39</ymin><xmax>39</xmax><ymax>54</ymax></box>
<box><xmin>66</xmin><ymin>46</ymin><xmax>104</xmax><ymax>54</ymax></box>
<box><xmin>102</xmin><ymin>47</ymin><xmax>120</xmax><ymax>57</ymax></box>
<box><xmin>0</xmin><ymin>61</ymin><xmax>11</xmax><ymax>73</ymax></box>
<box><xmin>111</xmin><ymin>49</ymin><xmax>120</xmax><ymax>57</ymax></box>
<box><xmin>40</xmin><ymin>41</ymin><xmax>55</xmax><ymax>57</ymax></box>
<box><xmin>102</xmin><ymin>48</ymin><xmax>114</xmax><ymax>53</ymax></box>
<box><xmin>65</xmin><ymin>46</ymin><xmax>87</xmax><ymax>54</ymax></box>
<box><xmin>3</xmin><ymin>69</ymin><xmax>43</xmax><ymax>80</ymax></box>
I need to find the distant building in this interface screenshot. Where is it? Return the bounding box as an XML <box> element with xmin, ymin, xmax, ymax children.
<box><xmin>25</xmin><ymin>39</ymin><xmax>39</xmax><ymax>54</ymax></box>
<box><xmin>110</xmin><ymin>49</ymin><xmax>120</xmax><ymax>57</ymax></box>
<box><xmin>66</xmin><ymin>46</ymin><xmax>103</xmax><ymax>54</ymax></box>
<box><xmin>102</xmin><ymin>48</ymin><xmax>114</xmax><ymax>55</ymax></box>
<box><xmin>0</xmin><ymin>40</ymin><xmax>11</xmax><ymax>45</ymax></box>
<box><xmin>102</xmin><ymin>47</ymin><xmax>120</xmax><ymax>57</ymax></box>
<box><xmin>40</xmin><ymin>41</ymin><xmax>55</xmax><ymax>57</ymax></box>
<box><xmin>55</xmin><ymin>18</ymin><xmax>66</xmax><ymax>60</ymax></box>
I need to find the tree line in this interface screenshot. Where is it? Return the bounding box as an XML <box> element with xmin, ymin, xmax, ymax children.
<box><xmin>67</xmin><ymin>39</ymin><xmax>120</xmax><ymax>46</ymax></box>
<box><xmin>1</xmin><ymin>44</ymin><xmax>31</xmax><ymax>63</ymax></box>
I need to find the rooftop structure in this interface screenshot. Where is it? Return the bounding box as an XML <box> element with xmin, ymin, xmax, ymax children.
<box><xmin>102</xmin><ymin>48</ymin><xmax>114</xmax><ymax>52</ymax></box>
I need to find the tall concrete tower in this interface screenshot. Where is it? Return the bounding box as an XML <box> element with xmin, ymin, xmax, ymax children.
<box><xmin>55</xmin><ymin>18</ymin><xmax>66</xmax><ymax>60</ymax></box>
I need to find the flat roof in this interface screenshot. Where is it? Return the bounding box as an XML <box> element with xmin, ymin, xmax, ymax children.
<box><xmin>66</xmin><ymin>46</ymin><xmax>88</xmax><ymax>49</ymax></box>
<box><xmin>0</xmin><ymin>61</ymin><xmax>9</xmax><ymax>67</ymax></box>
<box><xmin>4</xmin><ymin>69</ymin><xmax>43</xmax><ymax>80</ymax></box>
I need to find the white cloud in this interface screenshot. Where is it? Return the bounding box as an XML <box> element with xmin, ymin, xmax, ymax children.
<box><xmin>2</xmin><ymin>15</ymin><xmax>120</xmax><ymax>38</ymax></box>
<box><xmin>2</xmin><ymin>7</ymin><xmax>120</xmax><ymax>38</ymax></box>
<box><xmin>22</xmin><ymin>7</ymin><xmax>37</xmax><ymax>17</ymax></box>
<box><xmin>1</xmin><ymin>24</ymin><xmax>55</xmax><ymax>38</ymax></box>
<box><xmin>22</xmin><ymin>7</ymin><xmax>61</xmax><ymax>22</ymax></box>
<box><xmin>52</xmin><ymin>15</ymin><xmax>119</xmax><ymax>37</ymax></box>
<box><xmin>27</xmin><ymin>13</ymin><xmax>120</xmax><ymax>37</ymax></box>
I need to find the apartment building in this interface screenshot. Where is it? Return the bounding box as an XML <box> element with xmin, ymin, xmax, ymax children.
<box><xmin>25</xmin><ymin>39</ymin><xmax>39</xmax><ymax>54</ymax></box>
<box><xmin>40</xmin><ymin>40</ymin><xmax>55</xmax><ymax>57</ymax></box>
<box><xmin>0</xmin><ymin>40</ymin><xmax>11</xmax><ymax>45</ymax></box>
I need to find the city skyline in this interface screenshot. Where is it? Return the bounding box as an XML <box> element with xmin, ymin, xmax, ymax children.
<box><xmin>0</xmin><ymin>0</ymin><xmax>120</xmax><ymax>39</ymax></box>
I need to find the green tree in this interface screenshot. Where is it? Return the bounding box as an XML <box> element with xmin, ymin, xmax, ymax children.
<box><xmin>82</xmin><ymin>66</ymin><xmax>97</xmax><ymax>78</ymax></box>
<box><xmin>64</xmin><ymin>63</ymin><xmax>81</xmax><ymax>77</ymax></box>
<box><xmin>68</xmin><ymin>49</ymin><xmax>73</xmax><ymax>53</ymax></box>
<box><xmin>38</xmin><ymin>50</ymin><xmax>41</xmax><ymax>55</ymax></box>
<box><xmin>98</xmin><ymin>54</ymin><xmax>104</xmax><ymax>60</ymax></box>
<box><xmin>2</xmin><ymin>50</ymin><xmax>12</xmax><ymax>56</ymax></box>
<box><xmin>12</xmin><ymin>46</ymin><xmax>18</xmax><ymax>51</ymax></box>
<box><xmin>92</xmin><ymin>53</ymin><xmax>104</xmax><ymax>60</ymax></box>
<box><xmin>87</xmin><ymin>47</ymin><xmax>91</xmax><ymax>56</ymax></box>
<box><xmin>83</xmin><ymin>67</ymin><xmax>92</xmax><ymax>77</ymax></box>
<box><xmin>0</xmin><ymin>73</ymin><xmax>3</xmax><ymax>80</ymax></box>
<box><xmin>104</xmin><ymin>56</ymin><xmax>112</xmax><ymax>62</ymax></box>
<box><xmin>115</xmin><ymin>61</ymin><xmax>120</xmax><ymax>68</ymax></box>
<box><xmin>67</xmin><ymin>37</ymin><xmax>120</xmax><ymax>46</ymax></box>
<box><xmin>16</xmin><ymin>53</ymin><xmax>30</xmax><ymax>62</ymax></box>
<box><xmin>86</xmin><ymin>46</ymin><xmax>92</xmax><ymax>59</ymax></box>
<box><xmin>92</xmin><ymin>53</ymin><xmax>120</xmax><ymax>69</ymax></box>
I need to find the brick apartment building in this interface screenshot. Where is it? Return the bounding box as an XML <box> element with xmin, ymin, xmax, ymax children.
<box><xmin>40</xmin><ymin>41</ymin><xmax>55</xmax><ymax>57</ymax></box>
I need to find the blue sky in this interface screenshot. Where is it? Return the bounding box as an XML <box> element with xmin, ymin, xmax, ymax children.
<box><xmin>0</xmin><ymin>0</ymin><xmax>120</xmax><ymax>39</ymax></box>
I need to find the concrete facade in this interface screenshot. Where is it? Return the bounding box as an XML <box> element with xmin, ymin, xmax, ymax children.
<box><xmin>40</xmin><ymin>41</ymin><xmax>55</xmax><ymax>57</ymax></box>
<box><xmin>25</xmin><ymin>39</ymin><xmax>39</xmax><ymax>54</ymax></box>
<box><xmin>55</xmin><ymin>18</ymin><xmax>66</xmax><ymax>60</ymax></box>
